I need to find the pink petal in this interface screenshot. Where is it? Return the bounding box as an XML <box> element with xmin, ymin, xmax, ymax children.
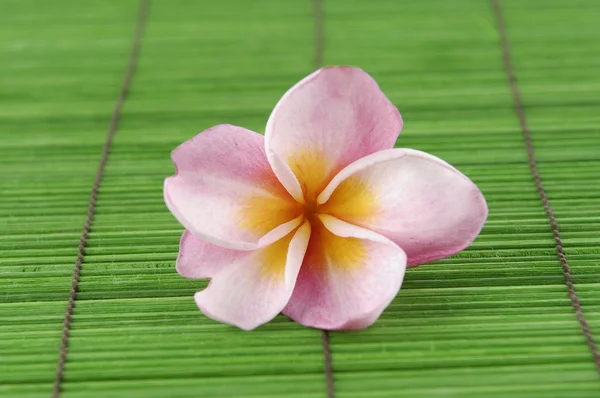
<box><xmin>194</xmin><ymin>222</ymin><xmax>311</xmax><ymax>331</ymax></box>
<box><xmin>164</xmin><ymin>124</ymin><xmax>302</xmax><ymax>250</ymax></box>
<box><xmin>176</xmin><ymin>229</ymin><xmax>235</xmax><ymax>279</ymax></box>
<box><xmin>283</xmin><ymin>215</ymin><xmax>406</xmax><ymax>330</ymax></box>
<box><xmin>265</xmin><ymin>66</ymin><xmax>403</xmax><ymax>203</ymax></box>
<box><xmin>319</xmin><ymin>148</ymin><xmax>488</xmax><ymax>266</ymax></box>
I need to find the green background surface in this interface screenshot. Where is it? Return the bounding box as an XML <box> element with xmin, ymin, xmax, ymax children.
<box><xmin>1</xmin><ymin>0</ymin><xmax>599</xmax><ymax>397</ymax></box>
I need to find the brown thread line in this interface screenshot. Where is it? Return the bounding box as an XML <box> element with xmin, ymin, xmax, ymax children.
<box><xmin>314</xmin><ymin>0</ymin><xmax>324</xmax><ymax>70</ymax></box>
<box><xmin>51</xmin><ymin>1</ymin><xmax>151</xmax><ymax>396</ymax></box>
<box><xmin>321</xmin><ymin>330</ymin><xmax>335</xmax><ymax>398</ymax></box>
<box><xmin>313</xmin><ymin>0</ymin><xmax>335</xmax><ymax>396</ymax></box>
<box><xmin>490</xmin><ymin>0</ymin><xmax>600</xmax><ymax>373</ymax></box>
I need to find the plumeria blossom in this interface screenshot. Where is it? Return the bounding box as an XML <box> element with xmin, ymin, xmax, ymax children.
<box><xmin>164</xmin><ymin>66</ymin><xmax>488</xmax><ymax>331</ymax></box>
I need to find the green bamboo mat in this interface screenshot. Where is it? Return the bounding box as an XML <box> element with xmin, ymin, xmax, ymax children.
<box><xmin>1</xmin><ymin>0</ymin><xmax>599</xmax><ymax>397</ymax></box>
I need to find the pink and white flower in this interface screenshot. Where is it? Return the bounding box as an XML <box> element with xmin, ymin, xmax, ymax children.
<box><xmin>164</xmin><ymin>66</ymin><xmax>488</xmax><ymax>331</ymax></box>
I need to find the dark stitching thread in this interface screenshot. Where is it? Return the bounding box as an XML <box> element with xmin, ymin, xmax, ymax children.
<box><xmin>314</xmin><ymin>0</ymin><xmax>324</xmax><ymax>71</ymax></box>
<box><xmin>490</xmin><ymin>0</ymin><xmax>600</xmax><ymax>372</ymax></box>
<box><xmin>51</xmin><ymin>1</ymin><xmax>151</xmax><ymax>396</ymax></box>
<box><xmin>313</xmin><ymin>0</ymin><xmax>335</xmax><ymax>395</ymax></box>
<box><xmin>321</xmin><ymin>330</ymin><xmax>335</xmax><ymax>398</ymax></box>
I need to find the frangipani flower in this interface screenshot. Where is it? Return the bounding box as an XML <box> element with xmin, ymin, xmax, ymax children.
<box><xmin>164</xmin><ymin>66</ymin><xmax>487</xmax><ymax>331</ymax></box>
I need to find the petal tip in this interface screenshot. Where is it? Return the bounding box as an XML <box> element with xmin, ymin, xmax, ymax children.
<box><xmin>287</xmin><ymin>307</ymin><xmax>386</xmax><ymax>332</ymax></box>
<box><xmin>320</xmin><ymin>65</ymin><xmax>363</xmax><ymax>73</ymax></box>
<box><xmin>193</xmin><ymin>291</ymin><xmax>260</xmax><ymax>331</ymax></box>
<box><xmin>174</xmin><ymin>230</ymin><xmax>195</xmax><ymax>279</ymax></box>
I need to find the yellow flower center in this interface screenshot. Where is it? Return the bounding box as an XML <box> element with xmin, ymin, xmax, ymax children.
<box><xmin>238</xmin><ymin>152</ymin><xmax>379</xmax><ymax>240</ymax></box>
<box><xmin>302</xmin><ymin>198</ymin><xmax>319</xmax><ymax>219</ymax></box>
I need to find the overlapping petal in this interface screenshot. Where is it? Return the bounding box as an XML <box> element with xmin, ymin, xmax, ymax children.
<box><xmin>265</xmin><ymin>67</ymin><xmax>403</xmax><ymax>203</ymax></box>
<box><xmin>190</xmin><ymin>222</ymin><xmax>311</xmax><ymax>331</ymax></box>
<box><xmin>318</xmin><ymin>149</ymin><xmax>488</xmax><ymax>266</ymax></box>
<box><xmin>176</xmin><ymin>230</ymin><xmax>236</xmax><ymax>279</ymax></box>
<box><xmin>164</xmin><ymin>124</ymin><xmax>302</xmax><ymax>250</ymax></box>
<box><xmin>283</xmin><ymin>215</ymin><xmax>407</xmax><ymax>330</ymax></box>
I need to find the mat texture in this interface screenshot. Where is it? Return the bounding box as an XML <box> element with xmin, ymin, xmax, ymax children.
<box><xmin>1</xmin><ymin>0</ymin><xmax>599</xmax><ymax>397</ymax></box>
